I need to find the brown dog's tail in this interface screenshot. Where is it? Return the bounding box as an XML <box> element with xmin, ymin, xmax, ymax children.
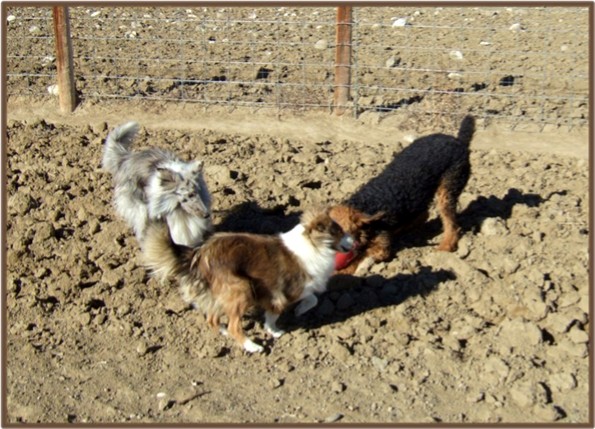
<box><xmin>457</xmin><ymin>115</ymin><xmax>475</xmax><ymax>147</ymax></box>
<box><xmin>142</xmin><ymin>221</ymin><xmax>196</xmax><ymax>283</ymax></box>
<box><xmin>142</xmin><ymin>222</ymin><xmax>213</xmax><ymax>310</ymax></box>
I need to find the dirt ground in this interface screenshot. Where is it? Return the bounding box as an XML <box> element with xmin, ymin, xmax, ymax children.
<box><xmin>4</xmin><ymin>5</ymin><xmax>591</xmax><ymax>425</ymax></box>
<box><xmin>5</xmin><ymin>97</ymin><xmax>590</xmax><ymax>424</ymax></box>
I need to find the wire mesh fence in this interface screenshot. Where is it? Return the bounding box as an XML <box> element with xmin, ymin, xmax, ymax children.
<box><xmin>5</xmin><ymin>5</ymin><xmax>590</xmax><ymax>131</ymax></box>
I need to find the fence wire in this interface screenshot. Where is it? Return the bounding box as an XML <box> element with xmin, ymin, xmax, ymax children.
<box><xmin>5</xmin><ymin>6</ymin><xmax>590</xmax><ymax>131</ymax></box>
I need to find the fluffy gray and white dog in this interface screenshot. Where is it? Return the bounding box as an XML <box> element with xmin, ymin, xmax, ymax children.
<box><xmin>102</xmin><ymin>121</ymin><xmax>212</xmax><ymax>247</ymax></box>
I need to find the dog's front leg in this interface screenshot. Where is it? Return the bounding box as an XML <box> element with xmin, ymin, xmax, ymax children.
<box><xmin>264</xmin><ymin>311</ymin><xmax>285</xmax><ymax>338</ymax></box>
<box><xmin>354</xmin><ymin>256</ymin><xmax>376</xmax><ymax>277</ymax></box>
<box><xmin>294</xmin><ymin>293</ymin><xmax>318</xmax><ymax>316</ymax></box>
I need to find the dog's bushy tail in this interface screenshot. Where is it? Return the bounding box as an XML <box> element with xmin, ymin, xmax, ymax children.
<box><xmin>457</xmin><ymin>115</ymin><xmax>475</xmax><ymax>147</ymax></box>
<box><xmin>102</xmin><ymin>121</ymin><xmax>139</xmax><ymax>174</ymax></box>
<box><xmin>143</xmin><ymin>222</ymin><xmax>213</xmax><ymax>310</ymax></box>
<box><xmin>142</xmin><ymin>222</ymin><xmax>194</xmax><ymax>283</ymax></box>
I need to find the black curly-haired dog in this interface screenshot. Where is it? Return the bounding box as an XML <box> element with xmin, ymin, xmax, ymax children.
<box><xmin>330</xmin><ymin>115</ymin><xmax>475</xmax><ymax>274</ymax></box>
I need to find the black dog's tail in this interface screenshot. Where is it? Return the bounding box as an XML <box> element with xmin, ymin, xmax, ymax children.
<box><xmin>457</xmin><ymin>115</ymin><xmax>475</xmax><ymax>147</ymax></box>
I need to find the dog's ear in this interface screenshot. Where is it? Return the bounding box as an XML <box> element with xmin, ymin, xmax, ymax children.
<box><xmin>359</xmin><ymin>211</ymin><xmax>385</xmax><ymax>225</ymax></box>
<box><xmin>302</xmin><ymin>209</ymin><xmax>331</xmax><ymax>234</ymax></box>
<box><xmin>189</xmin><ymin>160</ymin><xmax>204</xmax><ymax>175</ymax></box>
<box><xmin>315</xmin><ymin>216</ymin><xmax>332</xmax><ymax>233</ymax></box>
<box><xmin>156</xmin><ymin>167</ymin><xmax>180</xmax><ymax>187</ymax></box>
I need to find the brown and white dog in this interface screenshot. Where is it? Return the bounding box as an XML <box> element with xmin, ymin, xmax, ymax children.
<box><xmin>330</xmin><ymin>115</ymin><xmax>475</xmax><ymax>274</ymax></box>
<box><xmin>142</xmin><ymin>209</ymin><xmax>354</xmax><ymax>353</ymax></box>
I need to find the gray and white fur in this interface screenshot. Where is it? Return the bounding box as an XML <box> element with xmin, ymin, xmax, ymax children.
<box><xmin>102</xmin><ymin>121</ymin><xmax>212</xmax><ymax>247</ymax></box>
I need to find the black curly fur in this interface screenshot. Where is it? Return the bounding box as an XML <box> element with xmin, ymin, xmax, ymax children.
<box><xmin>346</xmin><ymin>115</ymin><xmax>475</xmax><ymax>229</ymax></box>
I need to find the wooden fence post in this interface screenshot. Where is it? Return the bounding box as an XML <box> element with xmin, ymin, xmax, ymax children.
<box><xmin>52</xmin><ymin>6</ymin><xmax>77</xmax><ymax>112</ymax></box>
<box><xmin>334</xmin><ymin>6</ymin><xmax>352</xmax><ymax>116</ymax></box>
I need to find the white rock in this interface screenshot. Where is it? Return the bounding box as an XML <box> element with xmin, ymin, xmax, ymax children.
<box><xmin>7</xmin><ymin>15</ymin><xmax>16</xmax><ymax>22</ymax></box>
<box><xmin>449</xmin><ymin>50</ymin><xmax>464</xmax><ymax>60</ymax></box>
<box><xmin>314</xmin><ymin>39</ymin><xmax>328</xmax><ymax>50</ymax></box>
<box><xmin>324</xmin><ymin>413</ymin><xmax>343</xmax><ymax>423</ymax></box>
<box><xmin>479</xmin><ymin>41</ymin><xmax>492</xmax><ymax>46</ymax></box>
<box><xmin>41</xmin><ymin>56</ymin><xmax>55</xmax><ymax>66</ymax></box>
<box><xmin>549</xmin><ymin>373</ymin><xmax>577</xmax><ymax>392</ymax></box>
<box><xmin>29</xmin><ymin>25</ymin><xmax>40</xmax><ymax>34</ymax></box>
<box><xmin>47</xmin><ymin>84</ymin><xmax>59</xmax><ymax>96</ymax></box>
<box><xmin>510</xmin><ymin>382</ymin><xmax>536</xmax><ymax>407</ymax></box>
<box><xmin>90</xmin><ymin>10</ymin><xmax>101</xmax><ymax>17</ymax></box>
<box><xmin>485</xmin><ymin>356</ymin><xmax>510</xmax><ymax>379</ymax></box>
<box><xmin>556</xmin><ymin>340</ymin><xmax>588</xmax><ymax>358</ymax></box>
<box><xmin>371</xmin><ymin>356</ymin><xmax>388</xmax><ymax>371</ymax></box>
<box><xmin>498</xmin><ymin>318</ymin><xmax>542</xmax><ymax>348</ymax></box>
<box><xmin>568</xmin><ymin>327</ymin><xmax>589</xmax><ymax>344</ymax></box>
<box><xmin>385</xmin><ymin>56</ymin><xmax>397</xmax><ymax>68</ymax></box>
<box><xmin>392</xmin><ymin>17</ymin><xmax>407</xmax><ymax>27</ymax></box>
<box><xmin>448</xmin><ymin>72</ymin><xmax>463</xmax><ymax>80</ymax></box>
<box><xmin>480</xmin><ymin>217</ymin><xmax>508</xmax><ymax>236</ymax></box>
<box><xmin>509</xmin><ymin>23</ymin><xmax>523</xmax><ymax>32</ymax></box>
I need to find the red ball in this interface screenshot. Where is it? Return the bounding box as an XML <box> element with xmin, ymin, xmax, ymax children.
<box><xmin>335</xmin><ymin>250</ymin><xmax>355</xmax><ymax>271</ymax></box>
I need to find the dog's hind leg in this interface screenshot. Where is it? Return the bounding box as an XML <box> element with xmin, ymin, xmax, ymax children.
<box><xmin>206</xmin><ymin>312</ymin><xmax>223</xmax><ymax>334</ymax></box>
<box><xmin>264</xmin><ymin>292</ymin><xmax>288</xmax><ymax>338</ymax></box>
<box><xmin>264</xmin><ymin>312</ymin><xmax>284</xmax><ymax>338</ymax></box>
<box><xmin>436</xmin><ymin>185</ymin><xmax>460</xmax><ymax>251</ymax></box>
<box><xmin>436</xmin><ymin>165</ymin><xmax>469</xmax><ymax>252</ymax></box>
<box><xmin>223</xmin><ymin>286</ymin><xmax>264</xmax><ymax>353</ymax></box>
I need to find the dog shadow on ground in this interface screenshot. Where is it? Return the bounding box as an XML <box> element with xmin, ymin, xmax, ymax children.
<box><xmin>459</xmin><ymin>187</ymin><xmax>565</xmax><ymax>233</ymax></box>
<box><xmin>394</xmin><ymin>187</ymin><xmax>564</xmax><ymax>252</ymax></box>
<box><xmin>273</xmin><ymin>266</ymin><xmax>456</xmax><ymax>337</ymax></box>
<box><xmin>214</xmin><ymin>201</ymin><xmax>301</xmax><ymax>235</ymax></box>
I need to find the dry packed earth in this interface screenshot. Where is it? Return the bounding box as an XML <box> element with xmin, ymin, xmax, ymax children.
<box><xmin>4</xmin><ymin>4</ymin><xmax>591</xmax><ymax>426</ymax></box>
<box><xmin>5</xmin><ymin>99</ymin><xmax>590</xmax><ymax>425</ymax></box>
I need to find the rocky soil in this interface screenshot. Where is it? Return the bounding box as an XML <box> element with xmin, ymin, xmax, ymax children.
<box><xmin>5</xmin><ymin>99</ymin><xmax>590</xmax><ymax>424</ymax></box>
<box><xmin>4</xmin><ymin>4</ymin><xmax>590</xmax><ymax>426</ymax></box>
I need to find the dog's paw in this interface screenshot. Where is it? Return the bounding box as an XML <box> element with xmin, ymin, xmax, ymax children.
<box><xmin>266</xmin><ymin>325</ymin><xmax>285</xmax><ymax>339</ymax></box>
<box><xmin>264</xmin><ymin>311</ymin><xmax>284</xmax><ymax>338</ymax></box>
<box><xmin>243</xmin><ymin>339</ymin><xmax>264</xmax><ymax>353</ymax></box>
<box><xmin>294</xmin><ymin>294</ymin><xmax>318</xmax><ymax>316</ymax></box>
<box><xmin>354</xmin><ymin>256</ymin><xmax>375</xmax><ymax>276</ymax></box>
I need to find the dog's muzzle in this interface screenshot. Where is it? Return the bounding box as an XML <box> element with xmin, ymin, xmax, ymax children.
<box><xmin>335</xmin><ymin>235</ymin><xmax>359</xmax><ymax>270</ymax></box>
<box><xmin>338</xmin><ymin>234</ymin><xmax>355</xmax><ymax>253</ymax></box>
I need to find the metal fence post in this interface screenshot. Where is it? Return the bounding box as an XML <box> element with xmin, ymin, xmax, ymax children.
<box><xmin>52</xmin><ymin>6</ymin><xmax>77</xmax><ymax>112</ymax></box>
<box><xmin>334</xmin><ymin>6</ymin><xmax>352</xmax><ymax>116</ymax></box>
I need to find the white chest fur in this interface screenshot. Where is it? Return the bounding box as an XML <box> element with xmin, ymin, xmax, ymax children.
<box><xmin>166</xmin><ymin>209</ymin><xmax>209</xmax><ymax>247</ymax></box>
<box><xmin>280</xmin><ymin>224</ymin><xmax>335</xmax><ymax>294</ymax></box>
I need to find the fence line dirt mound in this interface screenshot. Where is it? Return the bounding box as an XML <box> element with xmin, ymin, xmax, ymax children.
<box><xmin>5</xmin><ymin>103</ymin><xmax>589</xmax><ymax>424</ymax></box>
